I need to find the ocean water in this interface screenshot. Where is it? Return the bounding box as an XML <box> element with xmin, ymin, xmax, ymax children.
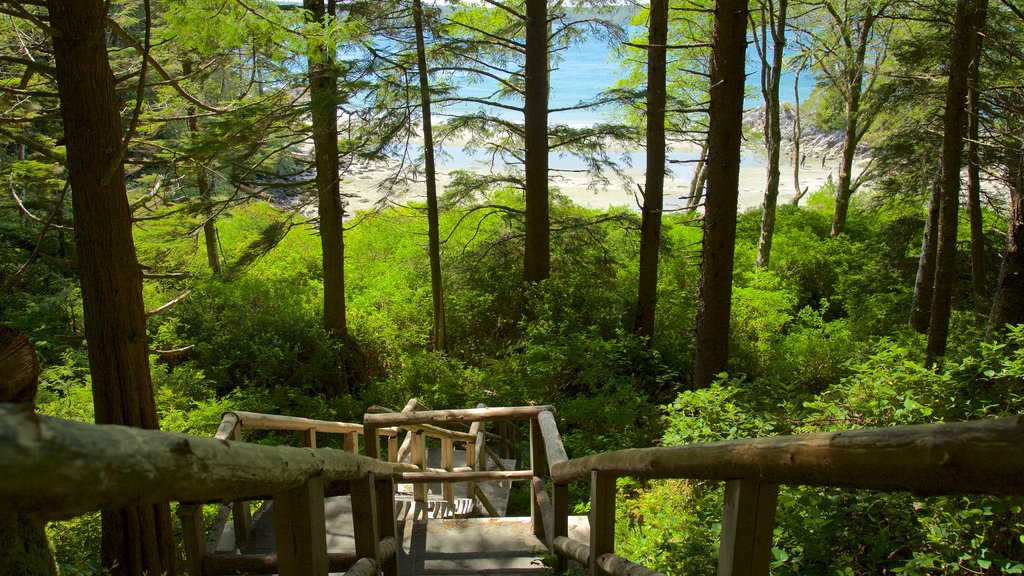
<box><xmin>439</xmin><ymin>28</ymin><xmax>818</xmax><ymax>128</ymax></box>
<box><xmin>435</xmin><ymin>27</ymin><xmax>807</xmax><ymax>172</ymax></box>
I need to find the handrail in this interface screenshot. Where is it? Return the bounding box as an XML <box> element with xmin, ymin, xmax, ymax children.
<box><xmin>0</xmin><ymin>403</ymin><xmax>397</xmax><ymax>519</ymax></box>
<box><xmin>543</xmin><ymin>414</ymin><xmax>1024</xmax><ymax>576</ymax></box>
<box><xmin>222</xmin><ymin>410</ymin><xmax>399</xmax><ymax>437</ymax></box>
<box><xmin>551</xmin><ymin>415</ymin><xmax>1024</xmax><ymax>494</ymax></box>
<box><xmin>363</xmin><ymin>405</ymin><xmax>555</xmax><ymax>427</ymax></box>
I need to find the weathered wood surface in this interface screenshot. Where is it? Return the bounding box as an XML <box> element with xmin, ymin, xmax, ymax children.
<box><xmin>537</xmin><ymin>409</ymin><xmax>568</xmax><ymax>467</ymax></box>
<box><xmin>597</xmin><ymin>553</ymin><xmax>667</xmax><ymax>576</ymax></box>
<box><xmin>554</xmin><ymin>535</ymin><xmax>589</xmax><ymax>566</ymax></box>
<box><xmin>0</xmin><ymin>404</ymin><xmax>397</xmax><ymax>519</ymax></box>
<box><xmin>229</xmin><ymin>410</ymin><xmax>398</xmax><ymax>437</ymax></box>
<box><xmin>532</xmin><ymin>476</ymin><xmax>555</xmax><ymax>550</ymax></box>
<box><xmin>364</xmin><ymin>405</ymin><xmax>555</xmax><ymax>427</ymax></box>
<box><xmin>396</xmin><ymin>469</ymin><xmax>534</xmax><ymax>483</ymax></box>
<box><xmin>366</xmin><ymin>405</ymin><xmax>475</xmax><ymax>442</ymax></box>
<box><xmin>552</xmin><ymin>416</ymin><xmax>1024</xmax><ymax>495</ymax></box>
<box><xmin>0</xmin><ymin>329</ymin><xmax>55</xmax><ymax>576</ymax></box>
<box><xmin>717</xmin><ymin>480</ymin><xmax>777</xmax><ymax>576</ymax></box>
<box><xmin>0</xmin><ymin>326</ymin><xmax>40</xmax><ymax>403</ymax></box>
<box><xmin>202</xmin><ymin>552</ymin><xmax>357</xmax><ymax>575</ymax></box>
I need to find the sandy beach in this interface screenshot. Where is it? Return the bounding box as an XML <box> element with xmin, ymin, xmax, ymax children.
<box><xmin>311</xmin><ymin>139</ymin><xmax>854</xmax><ymax>218</ymax></box>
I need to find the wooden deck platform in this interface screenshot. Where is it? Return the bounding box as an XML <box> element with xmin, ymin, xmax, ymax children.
<box><xmin>214</xmin><ymin>497</ymin><xmax>590</xmax><ymax>575</ymax></box>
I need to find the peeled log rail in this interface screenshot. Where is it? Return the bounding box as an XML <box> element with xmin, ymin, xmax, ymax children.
<box><xmin>365</xmin><ymin>405</ymin><xmax>475</xmax><ymax>442</ymax></box>
<box><xmin>537</xmin><ymin>410</ymin><xmax>568</xmax><ymax>467</ymax></box>
<box><xmin>396</xmin><ymin>469</ymin><xmax>534</xmax><ymax>483</ymax></box>
<box><xmin>364</xmin><ymin>405</ymin><xmax>555</xmax><ymax>427</ymax></box>
<box><xmin>202</xmin><ymin>552</ymin><xmax>358</xmax><ymax>575</ymax></box>
<box><xmin>551</xmin><ymin>415</ymin><xmax>1024</xmax><ymax>495</ymax></box>
<box><xmin>228</xmin><ymin>411</ymin><xmax>398</xmax><ymax>437</ymax></box>
<box><xmin>553</xmin><ymin>536</ymin><xmax>665</xmax><ymax>576</ymax></box>
<box><xmin>0</xmin><ymin>404</ymin><xmax>397</xmax><ymax>519</ymax></box>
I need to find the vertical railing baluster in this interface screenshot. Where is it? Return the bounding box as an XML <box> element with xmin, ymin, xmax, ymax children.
<box><xmin>376</xmin><ymin>476</ymin><xmax>399</xmax><ymax>576</ymax></box>
<box><xmin>352</xmin><ymin>473</ymin><xmax>382</xmax><ymax>576</ymax></box>
<box><xmin>530</xmin><ymin>418</ymin><xmax>547</xmax><ymax>539</ymax></box>
<box><xmin>589</xmin><ymin>471</ymin><xmax>616</xmax><ymax>576</ymax></box>
<box><xmin>274</xmin><ymin>476</ymin><xmax>328</xmax><ymax>576</ymax></box>
<box><xmin>717</xmin><ymin>479</ymin><xmax>778</xmax><ymax>576</ymax></box>
<box><xmin>228</xmin><ymin>423</ymin><xmax>251</xmax><ymax>544</ymax></box>
<box><xmin>177</xmin><ymin>503</ymin><xmax>206</xmax><ymax>576</ymax></box>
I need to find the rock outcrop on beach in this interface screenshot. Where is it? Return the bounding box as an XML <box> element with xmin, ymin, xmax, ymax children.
<box><xmin>743</xmin><ymin>106</ymin><xmax>869</xmax><ymax>159</ymax></box>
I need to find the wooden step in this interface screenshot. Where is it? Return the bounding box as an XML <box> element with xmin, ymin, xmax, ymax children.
<box><xmin>214</xmin><ymin>499</ymin><xmax>591</xmax><ymax>575</ymax></box>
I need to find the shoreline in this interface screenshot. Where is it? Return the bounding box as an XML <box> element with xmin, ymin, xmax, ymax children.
<box><xmin>318</xmin><ymin>142</ymin><xmax>850</xmax><ymax>218</ymax></box>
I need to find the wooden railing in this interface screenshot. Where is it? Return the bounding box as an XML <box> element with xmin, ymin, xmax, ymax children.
<box><xmin>181</xmin><ymin>410</ymin><xmax>401</xmax><ymax>575</ymax></box>
<box><xmin>364</xmin><ymin>399</ymin><xmax>523</xmax><ymax>515</ymax></box>
<box><xmin>0</xmin><ymin>403</ymin><xmax>403</xmax><ymax>576</ymax></box>
<box><xmin>4</xmin><ymin>399</ymin><xmax>1022</xmax><ymax>576</ymax></box>
<box><xmin>534</xmin><ymin>414</ymin><xmax>1024</xmax><ymax>576</ymax></box>
<box><xmin>363</xmin><ymin>404</ymin><xmax>544</xmax><ymax>518</ymax></box>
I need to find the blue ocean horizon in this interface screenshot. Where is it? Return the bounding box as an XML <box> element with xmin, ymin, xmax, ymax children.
<box><xmin>439</xmin><ymin>28</ymin><xmax>816</xmax><ymax>129</ymax></box>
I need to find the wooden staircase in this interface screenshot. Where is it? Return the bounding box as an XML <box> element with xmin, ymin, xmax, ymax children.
<box><xmin>3</xmin><ymin>400</ymin><xmax>1022</xmax><ymax>576</ymax></box>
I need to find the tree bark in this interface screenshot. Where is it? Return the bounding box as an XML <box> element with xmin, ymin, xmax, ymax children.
<box><xmin>306</xmin><ymin>0</ymin><xmax>347</xmax><ymax>341</ymax></box>
<box><xmin>46</xmin><ymin>1</ymin><xmax>175</xmax><ymax>574</ymax></box>
<box><xmin>829</xmin><ymin>5</ymin><xmax>880</xmax><ymax>237</ymax></box>
<box><xmin>966</xmin><ymin>3</ymin><xmax>988</xmax><ymax>320</ymax></box>
<box><xmin>694</xmin><ymin>0</ymin><xmax>748</xmax><ymax>389</ymax></box>
<box><xmin>0</xmin><ymin>327</ymin><xmax>56</xmax><ymax>576</ymax></box>
<box><xmin>910</xmin><ymin>166</ymin><xmax>942</xmax><ymax>333</ymax></box>
<box><xmin>755</xmin><ymin>0</ymin><xmax>788</xmax><ymax>268</ymax></box>
<box><xmin>926</xmin><ymin>0</ymin><xmax>985</xmax><ymax>365</ymax></box>
<box><xmin>988</xmin><ymin>152</ymin><xmax>1024</xmax><ymax>334</ymax></box>
<box><xmin>635</xmin><ymin>0</ymin><xmax>668</xmax><ymax>339</ymax></box>
<box><xmin>687</xmin><ymin>141</ymin><xmax>709</xmax><ymax>212</ymax></box>
<box><xmin>791</xmin><ymin>64</ymin><xmax>807</xmax><ymax>205</ymax></box>
<box><xmin>413</xmin><ymin>0</ymin><xmax>447</xmax><ymax>352</ymax></box>
<box><xmin>523</xmin><ymin>0</ymin><xmax>550</xmax><ymax>283</ymax></box>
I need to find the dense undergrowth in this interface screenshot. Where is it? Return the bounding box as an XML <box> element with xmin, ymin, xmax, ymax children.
<box><xmin>2</xmin><ymin>184</ymin><xmax>1022</xmax><ymax>573</ymax></box>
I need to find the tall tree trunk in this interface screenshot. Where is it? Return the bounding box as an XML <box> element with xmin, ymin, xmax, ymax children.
<box><xmin>523</xmin><ymin>0</ymin><xmax>550</xmax><ymax>283</ymax></box>
<box><xmin>182</xmin><ymin>57</ymin><xmax>222</xmax><ymax>276</ymax></box>
<box><xmin>966</xmin><ymin>3</ymin><xmax>988</xmax><ymax>320</ymax></box>
<box><xmin>306</xmin><ymin>1</ymin><xmax>347</xmax><ymax>337</ymax></box>
<box><xmin>988</xmin><ymin>152</ymin><xmax>1024</xmax><ymax>334</ymax></box>
<box><xmin>791</xmin><ymin>63</ymin><xmax>807</xmax><ymax>205</ymax></box>
<box><xmin>0</xmin><ymin>327</ymin><xmax>56</xmax><ymax>576</ymax></box>
<box><xmin>687</xmin><ymin>141</ymin><xmax>709</xmax><ymax>212</ymax></box>
<box><xmin>636</xmin><ymin>0</ymin><xmax>668</xmax><ymax>339</ymax></box>
<box><xmin>307</xmin><ymin>0</ymin><xmax>352</xmax><ymax>394</ymax></box>
<box><xmin>830</xmin><ymin>7</ymin><xmax>877</xmax><ymax>238</ymax></box>
<box><xmin>755</xmin><ymin>0</ymin><xmax>788</xmax><ymax>268</ymax></box>
<box><xmin>46</xmin><ymin>2</ymin><xmax>175</xmax><ymax>574</ymax></box>
<box><xmin>830</xmin><ymin>72</ymin><xmax>863</xmax><ymax>237</ymax></box>
<box><xmin>693</xmin><ymin>0</ymin><xmax>748</xmax><ymax>389</ymax></box>
<box><xmin>413</xmin><ymin>0</ymin><xmax>447</xmax><ymax>352</ymax></box>
<box><xmin>926</xmin><ymin>0</ymin><xmax>985</xmax><ymax>365</ymax></box>
<box><xmin>910</xmin><ymin>166</ymin><xmax>942</xmax><ymax>332</ymax></box>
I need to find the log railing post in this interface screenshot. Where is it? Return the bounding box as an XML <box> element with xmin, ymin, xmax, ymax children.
<box><xmin>228</xmin><ymin>423</ymin><xmax>252</xmax><ymax>544</ymax></box>
<box><xmin>441</xmin><ymin>436</ymin><xmax>455</xmax><ymax>506</ymax></box>
<box><xmin>273</xmin><ymin>476</ymin><xmax>328</xmax><ymax>576</ymax></box>
<box><xmin>375</xmin><ymin>476</ymin><xmax>398</xmax><ymax>576</ymax></box>
<box><xmin>301</xmin><ymin>427</ymin><xmax>317</xmax><ymax>448</ymax></box>
<box><xmin>553</xmin><ymin>482</ymin><xmax>569</xmax><ymax>571</ymax></box>
<box><xmin>717</xmin><ymin>480</ymin><xmax>778</xmax><ymax>576</ymax></box>
<box><xmin>530</xmin><ymin>417</ymin><xmax>547</xmax><ymax>539</ymax></box>
<box><xmin>346</xmin><ymin>431</ymin><xmax>359</xmax><ymax>454</ymax></box>
<box><xmin>411</xmin><ymin>432</ymin><xmax>428</xmax><ymax>502</ymax></box>
<box><xmin>352</xmin><ymin>473</ymin><xmax>382</xmax><ymax>576</ymax></box>
<box><xmin>589</xmin><ymin>471</ymin><xmax>616</xmax><ymax>576</ymax></box>
<box><xmin>387</xmin><ymin>435</ymin><xmax>398</xmax><ymax>463</ymax></box>
<box><xmin>363</xmin><ymin>424</ymin><xmax>380</xmax><ymax>460</ymax></box>
<box><xmin>177</xmin><ymin>503</ymin><xmax>206</xmax><ymax>576</ymax></box>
